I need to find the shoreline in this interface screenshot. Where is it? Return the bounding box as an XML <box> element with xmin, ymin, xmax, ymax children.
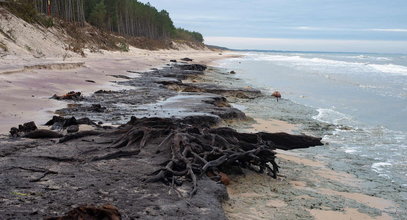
<box><xmin>208</xmin><ymin>58</ymin><xmax>401</xmax><ymax>219</ymax></box>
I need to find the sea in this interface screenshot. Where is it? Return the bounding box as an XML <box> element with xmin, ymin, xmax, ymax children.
<box><xmin>215</xmin><ymin>51</ymin><xmax>407</xmax><ymax>215</ymax></box>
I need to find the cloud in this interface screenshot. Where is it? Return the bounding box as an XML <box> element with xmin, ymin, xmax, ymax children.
<box><xmin>294</xmin><ymin>26</ymin><xmax>324</xmax><ymax>30</ymax></box>
<box><xmin>367</xmin><ymin>28</ymin><xmax>407</xmax><ymax>32</ymax></box>
<box><xmin>291</xmin><ymin>26</ymin><xmax>407</xmax><ymax>33</ymax></box>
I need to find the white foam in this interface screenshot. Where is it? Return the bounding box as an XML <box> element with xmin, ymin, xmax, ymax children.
<box><xmin>249</xmin><ymin>53</ymin><xmax>407</xmax><ymax>76</ymax></box>
<box><xmin>371</xmin><ymin>162</ymin><xmax>392</xmax><ymax>173</ymax></box>
<box><xmin>312</xmin><ymin>108</ymin><xmax>354</xmax><ymax>125</ymax></box>
<box><xmin>368</xmin><ymin>64</ymin><xmax>407</xmax><ymax>75</ymax></box>
<box><xmin>344</xmin><ymin>148</ymin><xmax>357</xmax><ymax>153</ymax></box>
<box><xmin>375</xmin><ymin>57</ymin><xmax>392</xmax><ymax>61</ymax></box>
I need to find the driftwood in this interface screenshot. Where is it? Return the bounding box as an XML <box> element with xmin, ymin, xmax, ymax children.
<box><xmin>111</xmin><ymin>117</ymin><xmax>322</xmax><ymax>196</ymax></box>
<box><xmin>51</xmin><ymin>91</ymin><xmax>83</xmax><ymax>101</ymax></box>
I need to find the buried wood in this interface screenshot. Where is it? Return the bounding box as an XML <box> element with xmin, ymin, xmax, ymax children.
<box><xmin>111</xmin><ymin>117</ymin><xmax>323</xmax><ymax>196</ymax></box>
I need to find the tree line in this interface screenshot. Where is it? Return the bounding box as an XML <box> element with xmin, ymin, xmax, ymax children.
<box><xmin>23</xmin><ymin>0</ymin><xmax>203</xmax><ymax>42</ymax></box>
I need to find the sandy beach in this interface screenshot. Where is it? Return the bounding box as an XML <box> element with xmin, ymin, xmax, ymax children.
<box><xmin>0</xmin><ymin>47</ymin><xmax>234</xmax><ymax>134</ymax></box>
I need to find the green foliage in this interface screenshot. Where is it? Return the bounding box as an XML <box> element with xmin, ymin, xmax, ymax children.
<box><xmin>0</xmin><ymin>41</ymin><xmax>8</xmax><ymax>52</ymax></box>
<box><xmin>5</xmin><ymin>0</ymin><xmax>38</xmax><ymax>23</ymax></box>
<box><xmin>4</xmin><ymin>0</ymin><xmax>53</xmax><ymax>28</ymax></box>
<box><xmin>118</xmin><ymin>42</ymin><xmax>129</xmax><ymax>52</ymax></box>
<box><xmin>25</xmin><ymin>45</ymin><xmax>33</xmax><ymax>52</ymax></box>
<box><xmin>6</xmin><ymin>0</ymin><xmax>204</xmax><ymax>42</ymax></box>
<box><xmin>173</xmin><ymin>28</ymin><xmax>204</xmax><ymax>43</ymax></box>
<box><xmin>84</xmin><ymin>0</ymin><xmax>203</xmax><ymax>42</ymax></box>
<box><xmin>89</xmin><ymin>0</ymin><xmax>107</xmax><ymax>28</ymax></box>
<box><xmin>37</xmin><ymin>15</ymin><xmax>54</xmax><ymax>28</ymax></box>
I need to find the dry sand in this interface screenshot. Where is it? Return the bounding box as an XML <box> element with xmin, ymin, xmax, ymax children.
<box><xmin>0</xmin><ymin>47</ymin><xmax>235</xmax><ymax>134</ymax></box>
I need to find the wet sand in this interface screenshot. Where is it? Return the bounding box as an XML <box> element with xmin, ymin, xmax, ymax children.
<box><xmin>0</xmin><ymin>48</ymin><xmax>236</xmax><ymax>134</ymax></box>
<box><xmin>244</xmin><ymin>118</ymin><xmax>298</xmax><ymax>134</ymax></box>
<box><xmin>223</xmin><ymin>148</ymin><xmax>398</xmax><ymax>220</ymax></box>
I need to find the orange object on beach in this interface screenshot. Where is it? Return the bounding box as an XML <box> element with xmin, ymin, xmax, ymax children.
<box><xmin>207</xmin><ymin>171</ymin><xmax>231</xmax><ymax>185</ymax></box>
<box><xmin>272</xmin><ymin>91</ymin><xmax>281</xmax><ymax>101</ymax></box>
<box><xmin>219</xmin><ymin>172</ymin><xmax>231</xmax><ymax>185</ymax></box>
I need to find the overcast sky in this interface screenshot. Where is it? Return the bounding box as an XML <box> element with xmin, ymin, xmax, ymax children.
<box><xmin>139</xmin><ymin>0</ymin><xmax>407</xmax><ymax>53</ymax></box>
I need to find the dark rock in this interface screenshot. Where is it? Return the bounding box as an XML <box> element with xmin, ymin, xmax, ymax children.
<box><xmin>183</xmin><ymin>115</ymin><xmax>221</xmax><ymax>128</ymax></box>
<box><xmin>159</xmin><ymin>81</ymin><xmax>262</xmax><ymax>99</ymax></box>
<box><xmin>230</xmin><ymin>70</ymin><xmax>236</xmax><ymax>74</ymax></box>
<box><xmin>9</xmin><ymin>121</ymin><xmax>38</xmax><ymax>137</ymax></box>
<box><xmin>18</xmin><ymin>121</ymin><xmax>37</xmax><ymax>133</ymax></box>
<box><xmin>85</xmin><ymin>80</ymin><xmax>96</xmax><ymax>83</ymax></box>
<box><xmin>170</xmin><ymin>59</ymin><xmax>177</xmax><ymax>62</ymax></box>
<box><xmin>89</xmin><ymin>104</ymin><xmax>106</xmax><ymax>112</ymax></box>
<box><xmin>181</xmin><ymin>57</ymin><xmax>193</xmax><ymax>61</ymax></box>
<box><xmin>45</xmin><ymin>116</ymin><xmax>63</xmax><ymax>126</ymax></box>
<box><xmin>76</xmin><ymin>117</ymin><xmax>98</xmax><ymax>126</ymax></box>
<box><xmin>63</xmin><ymin>117</ymin><xmax>78</xmax><ymax>128</ymax></box>
<box><xmin>46</xmin><ymin>116</ymin><xmax>97</xmax><ymax>130</ymax></box>
<box><xmin>67</xmin><ymin>125</ymin><xmax>79</xmax><ymax>133</ymax></box>
<box><xmin>9</xmin><ymin>127</ymin><xmax>19</xmax><ymax>137</ymax></box>
<box><xmin>109</xmin><ymin>74</ymin><xmax>132</xmax><ymax>79</ymax></box>
<box><xmin>176</xmin><ymin>64</ymin><xmax>207</xmax><ymax>71</ymax></box>
<box><xmin>95</xmin><ymin>90</ymin><xmax>116</xmax><ymax>94</ymax></box>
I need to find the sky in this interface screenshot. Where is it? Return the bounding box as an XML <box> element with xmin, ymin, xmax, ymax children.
<box><xmin>138</xmin><ymin>0</ymin><xmax>407</xmax><ymax>53</ymax></box>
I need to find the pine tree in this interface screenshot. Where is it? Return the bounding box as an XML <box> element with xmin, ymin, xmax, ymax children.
<box><xmin>89</xmin><ymin>0</ymin><xmax>107</xmax><ymax>28</ymax></box>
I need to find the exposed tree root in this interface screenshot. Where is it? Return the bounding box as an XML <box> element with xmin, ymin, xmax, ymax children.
<box><xmin>91</xmin><ymin>150</ymin><xmax>140</xmax><ymax>162</ymax></box>
<box><xmin>111</xmin><ymin>117</ymin><xmax>323</xmax><ymax>196</ymax></box>
<box><xmin>59</xmin><ymin>130</ymin><xmax>103</xmax><ymax>143</ymax></box>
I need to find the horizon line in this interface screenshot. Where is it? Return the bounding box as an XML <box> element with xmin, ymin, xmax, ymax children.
<box><xmin>225</xmin><ymin>48</ymin><xmax>407</xmax><ymax>56</ymax></box>
<box><xmin>204</xmin><ymin>36</ymin><xmax>407</xmax><ymax>54</ymax></box>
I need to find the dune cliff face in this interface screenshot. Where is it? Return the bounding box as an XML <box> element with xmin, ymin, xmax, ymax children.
<box><xmin>0</xmin><ymin>7</ymin><xmax>75</xmax><ymax>58</ymax></box>
<box><xmin>0</xmin><ymin>6</ymin><xmax>207</xmax><ymax>60</ymax></box>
